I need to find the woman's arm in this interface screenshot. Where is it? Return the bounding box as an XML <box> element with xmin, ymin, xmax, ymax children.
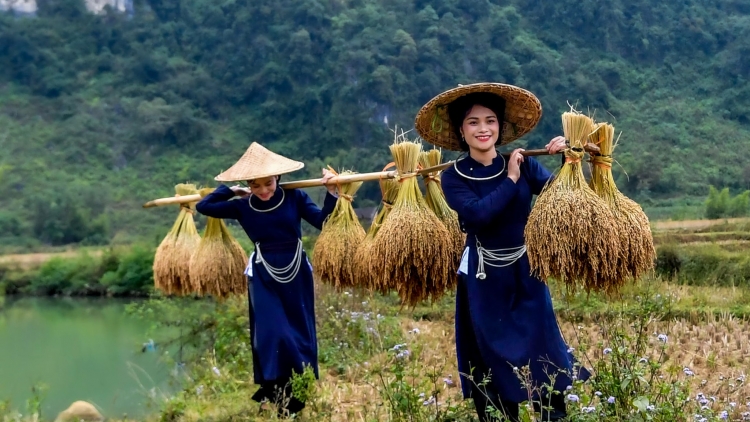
<box><xmin>298</xmin><ymin>189</ymin><xmax>337</xmax><ymax>230</ymax></box>
<box><xmin>195</xmin><ymin>185</ymin><xmax>241</xmax><ymax>219</ymax></box>
<box><xmin>523</xmin><ymin>157</ymin><xmax>555</xmax><ymax>196</ymax></box>
<box><xmin>522</xmin><ymin>135</ymin><xmax>566</xmax><ymax>195</ymax></box>
<box><xmin>442</xmin><ymin>170</ymin><xmax>520</xmax><ymax>227</ymax></box>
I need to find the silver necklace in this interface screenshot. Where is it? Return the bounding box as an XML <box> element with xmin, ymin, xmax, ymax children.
<box><xmin>453</xmin><ymin>151</ymin><xmax>507</xmax><ymax>181</ymax></box>
<box><xmin>248</xmin><ymin>189</ymin><xmax>285</xmax><ymax>213</ymax></box>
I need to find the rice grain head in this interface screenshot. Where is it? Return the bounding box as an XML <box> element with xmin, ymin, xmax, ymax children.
<box><xmin>419</xmin><ymin>149</ymin><xmax>464</xmax><ymax>289</ymax></box>
<box><xmin>525</xmin><ymin>111</ymin><xmax>622</xmax><ymax>293</ymax></box>
<box><xmin>355</xmin><ymin>175</ymin><xmax>399</xmax><ymax>294</ymax></box>
<box><xmin>189</xmin><ymin>216</ymin><xmax>248</xmax><ymax>299</ymax></box>
<box><xmin>370</xmin><ymin>139</ymin><xmax>455</xmax><ymax>307</ymax></box>
<box><xmin>589</xmin><ymin>122</ymin><xmax>656</xmax><ymax>282</ymax></box>
<box><xmin>313</xmin><ymin>171</ymin><xmax>367</xmax><ymax>290</ymax></box>
<box><xmin>153</xmin><ymin>183</ymin><xmax>201</xmax><ymax>296</ymax></box>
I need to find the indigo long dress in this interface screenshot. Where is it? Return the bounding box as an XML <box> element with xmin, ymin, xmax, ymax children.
<box><xmin>441</xmin><ymin>155</ymin><xmax>590</xmax><ymax>420</ymax></box>
<box><xmin>196</xmin><ymin>184</ymin><xmax>336</xmax><ymax>408</ymax></box>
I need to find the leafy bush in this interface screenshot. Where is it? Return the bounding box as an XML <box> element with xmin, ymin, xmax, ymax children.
<box><xmin>99</xmin><ymin>245</ymin><xmax>154</xmax><ymax>296</ymax></box>
<box><xmin>655</xmin><ymin>244</ymin><xmax>682</xmax><ymax>279</ymax></box>
<box><xmin>705</xmin><ymin>186</ymin><xmax>750</xmax><ymax>219</ymax></box>
<box><xmin>1</xmin><ymin>246</ymin><xmax>155</xmax><ymax>296</ymax></box>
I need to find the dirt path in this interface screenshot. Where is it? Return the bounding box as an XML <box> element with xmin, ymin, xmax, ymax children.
<box><xmin>652</xmin><ymin>217</ymin><xmax>750</xmax><ymax>231</ymax></box>
<box><xmin>0</xmin><ymin>249</ymin><xmax>104</xmax><ymax>269</ymax></box>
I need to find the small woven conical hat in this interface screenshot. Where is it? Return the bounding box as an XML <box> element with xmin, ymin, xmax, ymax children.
<box><xmin>214</xmin><ymin>142</ymin><xmax>304</xmax><ymax>182</ymax></box>
<box><xmin>414</xmin><ymin>82</ymin><xmax>542</xmax><ymax>151</ymax></box>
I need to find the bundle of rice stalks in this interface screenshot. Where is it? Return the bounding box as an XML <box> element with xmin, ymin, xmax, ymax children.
<box><xmin>419</xmin><ymin>149</ymin><xmax>464</xmax><ymax>288</ymax></box>
<box><xmin>189</xmin><ymin>188</ymin><xmax>248</xmax><ymax>299</ymax></box>
<box><xmin>370</xmin><ymin>139</ymin><xmax>454</xmax><ymax>307</ymax></box>
<box><xmin>525</xmin><ymin>110</ymin><xmax>622</xmax><ymax>293</ymax></box>
<box><xmin>355</xmin><ymin>172</ymin><xmax>400</xmax><ymax>294</ymax></box>
<box><xmin>312</xmin><ymin>171</ymin><xmax>367</xmax><ymax>290</ymax></box>
<box><xmin>589</xmin><ymin>122</ymin><xmax>656</xmax><ymax>283</ymax></box>
<box><xmin>153</xmin><ymin>183</ymin><xmax>201</xmax><ymax>296</ymax></box>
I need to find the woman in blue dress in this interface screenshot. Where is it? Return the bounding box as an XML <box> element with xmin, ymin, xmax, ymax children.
<box><xmin>415</xmin><ymin>84</ymin><xmax>590</xmax><ymax>421</ymax></box>
<box><xmin>195</xmin><ymin>142</ymin><xmax>338</xmax><ymax>418</ymax></box>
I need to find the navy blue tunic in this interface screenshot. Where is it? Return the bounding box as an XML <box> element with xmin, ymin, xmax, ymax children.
<box><xmin>441</xmin><ymin>154</ymin><xmax>589</xmax><ymax>404</ymax></box>
<box><xmin>196</xmin><ymin>185</ymin><xmax>336</xmax><ymax>386</ymax></box>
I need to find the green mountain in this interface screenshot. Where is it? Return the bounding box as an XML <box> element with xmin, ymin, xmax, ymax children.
<box><xmin>0</xmin><ymin>0</ymin><xmax>749</xmax><ymax>250</ymax></box>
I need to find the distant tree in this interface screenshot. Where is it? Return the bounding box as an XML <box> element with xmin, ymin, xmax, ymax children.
<box><xmin>705</xmin><ymin>186</ymin><xmax>730</xmax><ymax>219</ymax></box>
<box><xmin>729</xmin><ymin>191</ymin><xmax>750</xmax><ymax>217</ymax></box>
<box><xmin>705</xmin><ymin>186</ymin><xmax>749</xmax><ymax>219</ymax></box>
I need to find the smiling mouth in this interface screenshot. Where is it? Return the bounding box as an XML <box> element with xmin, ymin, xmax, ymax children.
<box><xmin>476</xmin><ymin>135</ymin><xmax>492</xmax><ymax>142</ymax></box>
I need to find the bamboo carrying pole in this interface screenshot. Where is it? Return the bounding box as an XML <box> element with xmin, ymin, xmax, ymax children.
<box><xmin>142</xmin><ymin>145</ymin><xmax>601</xmax><ymax>209</ymax></box>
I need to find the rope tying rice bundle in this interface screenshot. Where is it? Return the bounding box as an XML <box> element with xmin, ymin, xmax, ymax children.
<box><xmin>525</xmin><ymin>110</ymin><xmax>622</xmax><ymax>293</ymax></box>
<box><xmin>313</xmin><ymin>170</ymin><xmax>367</xmax><ymax>290</ymax></box>
<box><xmin>589</xmin><ymin>122</ymin><xmax>655</xmax><ymax>286</ymax></box>
<box><xmin>153</xmin><ymin>183</ymin><xmax>200</xmax><ymax>296</ymax></box>
<box><xmin>370</xmin><ymin>138</ymin><xmax>454</xmax><ymax>307</ymax></box>
<box><xmin>188</xmin><ymin>188</ymin><xmax>248</xmax><ymax>299</ymax></box>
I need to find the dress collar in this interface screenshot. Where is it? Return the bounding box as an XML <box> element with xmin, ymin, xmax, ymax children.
<box><xmin>248</xmin><ymin>187</ymin><xmax>285</xmax><ymax>211</ymax></box>
<box><xmin>456</xmin><ymin>152</ymin><xmax>505</xmax><ymax>170</ymax></box>
<box><xmin>452</xmin><ymin>151</ymin><xmax>508</xmax><ymax>181</ymax></box>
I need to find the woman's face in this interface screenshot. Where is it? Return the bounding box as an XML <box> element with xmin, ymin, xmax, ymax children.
<box><xmin>460</xmin><ymin>104</ymin><xmax>500</xmax><ymax>153</ymax></box>
<box><xmin>249</xmin><ymin>176</ymin><xmax>278</xmax><ymax>201</ymax></box>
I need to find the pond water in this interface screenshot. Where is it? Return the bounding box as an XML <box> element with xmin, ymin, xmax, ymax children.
<box><xmin>0</xmin><ymin>297</ymin><xmax>175</xmax><ymax>419</ymax></box>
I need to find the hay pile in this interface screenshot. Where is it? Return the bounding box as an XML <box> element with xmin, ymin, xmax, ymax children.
<box><xmin>589</xmin><ymin>122</ymin><xmax>655</xmax><ymax>283</ymax></box>
<box><xmin>189</xmin><ymin>188</ymin><xmax>248</xmax><ymax>298</ymax></box>
<box><xmin>313</xmin><ymin>171</ymin><xmax>367</xmax><ymax>290</ymax></box>
<box><xmin>370</xmin><ymin>139</ymin><xmax>454</xmax><ymax>306</ymax></box>
<box><xmin>355</xmin><ymin>173</ymin><xmax>399</xmax><ymax>294</ymax></box>
<box><xmin>525</xmin><ymin>111</ymin><xmax>622</xmax><ymax>293</ymax></box>
<box><xmin>153</xmin><ymin>183</ymin><xmax>201</xmax><ymax>296</ymax></box>
<box><xmin>419</xmin><ymin>149</ymin><xmax>464</xmax><ymax>288</ymax></box>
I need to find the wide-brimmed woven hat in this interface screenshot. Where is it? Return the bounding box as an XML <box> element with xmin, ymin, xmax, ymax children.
<box><xmin>214</xmin><ymin>142</ymin><xmax>304</xmax><ymax>182</ymax></box>
<box><xmin>414</xmin><ymin>82</ymin><xmax>542</xmax><ymax>151</ymax></box>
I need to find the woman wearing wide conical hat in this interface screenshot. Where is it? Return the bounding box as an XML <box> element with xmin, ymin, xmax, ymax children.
<box><xmin>196</xmin><ymin>142</ymin><xmax>337</xmax><ymax>418</ymax></box>
<box><xmin>416</xmin><ymin>83</ymin><xmax>589</xmax><ymax>422</ymax></box>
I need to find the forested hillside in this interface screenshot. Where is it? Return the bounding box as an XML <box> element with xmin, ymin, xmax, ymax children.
<box><xmin>0</xmin><ymin>0</ymin><xmax>749</xmax><ymax>249</ymax></box>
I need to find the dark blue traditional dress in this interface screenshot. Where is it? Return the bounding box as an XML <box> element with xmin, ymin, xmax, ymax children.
<box><xmin>196</xmin><ymin>184</ymin><xmax>336</xmax><ymax>413</ymax></box>
<box><xmin>442</xmin><ymin>154</ymin><xmax>589</xmax><ymax>421</ymax></box>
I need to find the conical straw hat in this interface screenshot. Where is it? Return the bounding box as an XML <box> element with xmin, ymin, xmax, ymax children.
<box><xmin>214</xmin><ymin>142</ymin><xmax>304</xmax><ymax>182</ymax></box>
<box><xmin>414</xmin><ymin>82</ymin><xmax>542</xmax><ymax>151</ymax></box>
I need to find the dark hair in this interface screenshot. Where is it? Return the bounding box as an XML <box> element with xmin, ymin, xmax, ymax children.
<box><xmin>447</xmin><ymin>92</ymin><xmax>507</xmax><ymax>151</ymax></box>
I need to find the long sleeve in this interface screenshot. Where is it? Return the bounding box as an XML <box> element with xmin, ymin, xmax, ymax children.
<box><xmin>298</xmin><ymin>189</ymin><xmax>337</xmax><ymax>230</ymax></box>
<box><xmin>523</xmin><ymin>157</ymin><xmax>554</xmax><ymax>196</ymax></box>
<box><xmin>442</xmin><ymin>170</ymin><xmax>520</xmax><ymax>227</ymax></box>
<box><xmin>195</xmin><ymin>185</ymin><xmax>241</xmax><ymax>219</ymax></box>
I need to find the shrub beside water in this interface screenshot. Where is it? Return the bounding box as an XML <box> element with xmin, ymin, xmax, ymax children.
<box><xmin>0</xmin><ymin>246</ymin><xmax>154</xmax><ymax>297</ymax></box>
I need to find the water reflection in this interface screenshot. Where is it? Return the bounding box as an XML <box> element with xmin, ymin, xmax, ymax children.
<box><xmin>0</xmin><ymin>297</ymin><xmax>173</xmax><ymax>418</ymax></box>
